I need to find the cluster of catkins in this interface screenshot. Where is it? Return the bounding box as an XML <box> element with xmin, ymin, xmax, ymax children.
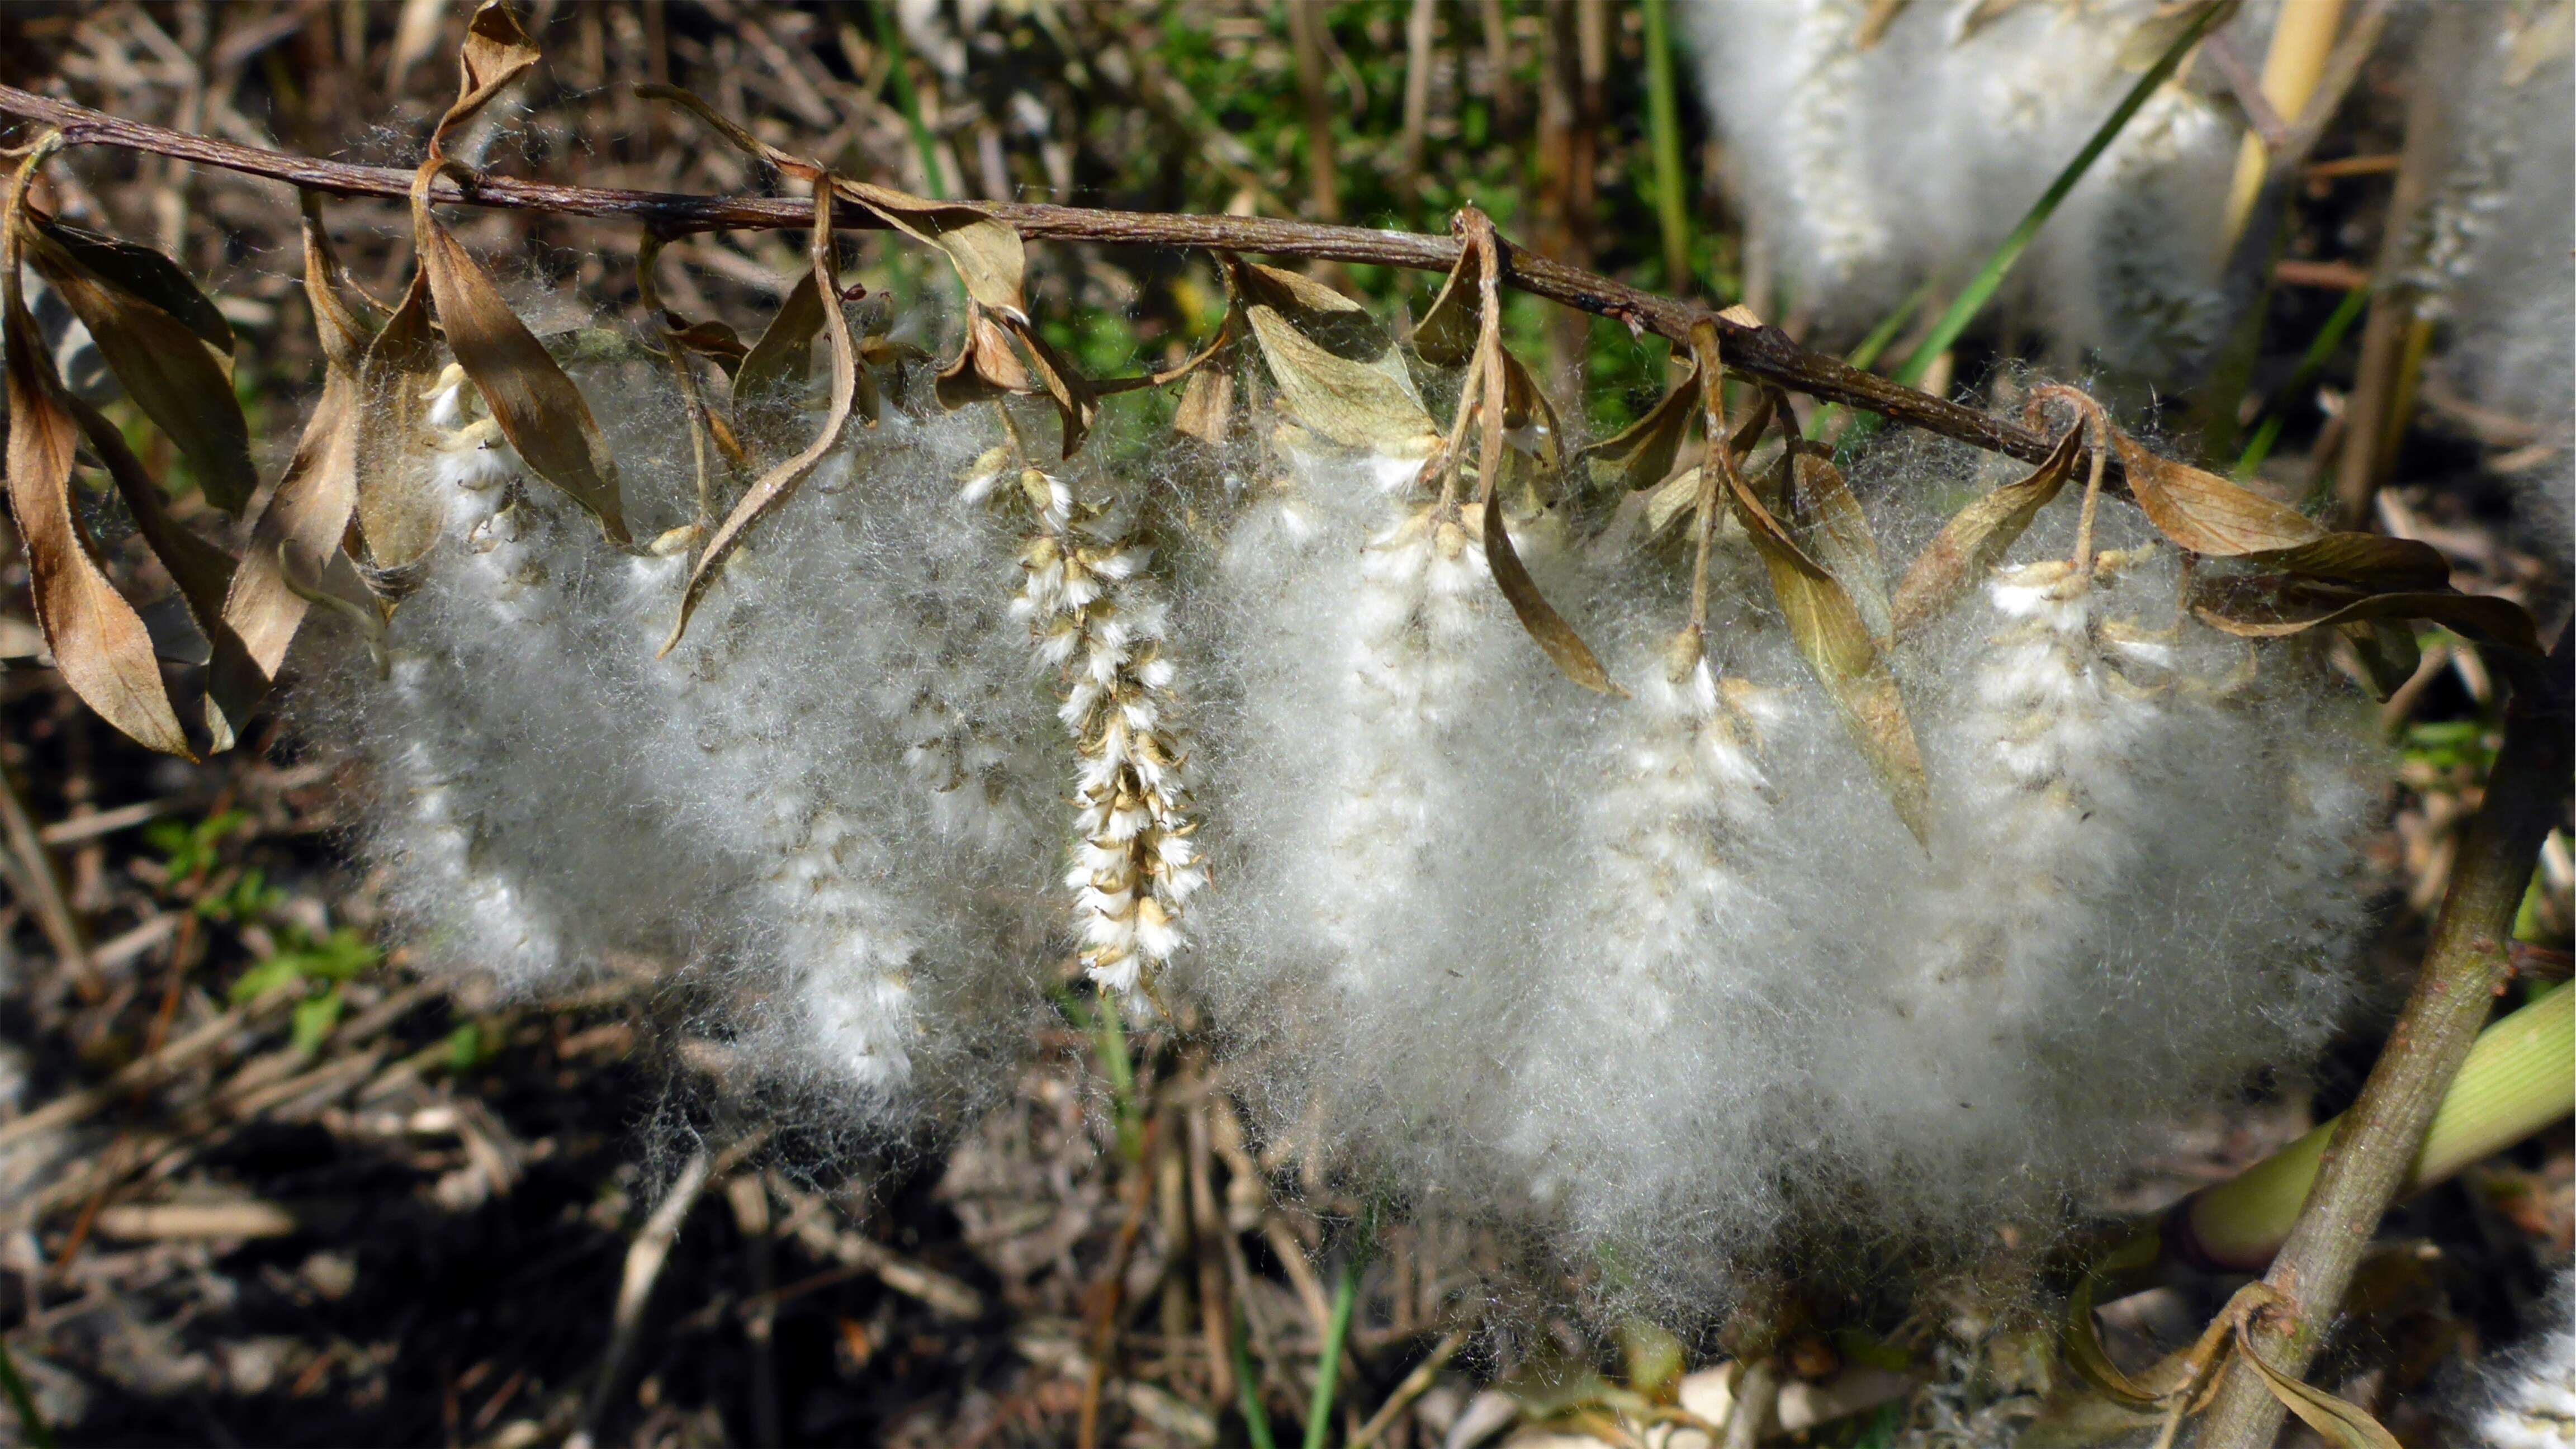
<box><xmin>311</xmin><ymin>339</ymin><xmax>2384</xmax><ymax>1309</ymax></box>
<box><xmin>1194</xmin><ymin>422</ymin><xmax>2380</xmax><ymax>1310</ymax></box>
<box><xmin>308</xmin><ymin>358</ymin><xmax>1068</xmax><ymax>1131</ymax></box>
<box><xmin>1685</xmin><ymin>0</ymin><xmax>2259</xmax><ymax>381</ymax></box>
<box><xmin>2412</xmin><ymin>2</ymin><xmax>2575</xmax><ymax>550</ymax></box>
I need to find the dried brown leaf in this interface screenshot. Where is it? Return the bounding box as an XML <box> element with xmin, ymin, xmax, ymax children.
<box><xmin>2189</xmin><ymin>576</ymin><xmax>2541</xmax><ymax>654</ymax></box>
<box><xmin>667</xmin><ymin>182</ymin><xmax>857</xmax><ymax>651</ymax></box>
<box><xmin>30</xmin><ymin>215</ymin><xmax>231</xmax><ymax>353</ymax></box>
<box><xmin>1483</xmin><ymin>495</ymin><xmax>1618</xmax><ymax>695</ymax></box>
<box><xmin>1243</xmin><ymin>302</ymin><xmax>1436</xmax><ymax>452</ymax></box>
<box><xmin>65</xmin><ymin>396</ymin><xmax>239</xmax><ymax>691</ymax></box>
<box><xmin>1578</xmin><ymin>363</ymin><xmax>1700</xmax><ymax>495</ymax></box>
<box><xmin>1172</xmin><ymin>363</ymin><xmax>1235</xmax><ymax>447</ymax></box>
<box><xmin>5</xmin><ymin>239</ymin><xmax>190</xmax><ymax>757</ymax></box>
<box><xmin>439</xmin><ymin>1</ymin><xmax>539</xmax><ymax>144</ymax></box>
<box><xmin>23</xmin><ymin>229</ymin><xmax>257</xmax><ymax>514</ymax></box>
<box><xmin>2114</xmin><ymin>432</ymin><xmax>2325</xmax><ymax>556</ymax></box>
<box><xmin>1782</xmin><ymin>443</ymin><xmax>1892</xmax><ymax>645</ymax></box>
<box><xmin>1892</xmin><ymin>425</ymin><xmax>2086</xmax><ymax>633</ymax></box>
<box><xmin>2237</xmin><ymin>1331</ymin><xmax>2403</xmax><ymax>1449</ymax></box>
<box><xmin>416</xmin><ymin>212</ymin><xmax>630</xmax><ymax>544</ymax></box>
<box><xmin>351</xmin><ymin>272</ymin><xmax>445</xmax><ymax>572</ymax></box>
<box><xmin>837</xmin><ymin>179</ymin><xmax>1028</xmax><ymax>323</ymax></box>
<box><xmin>1694</xmin><ymin>329</ymin><xmax>1926</xmax><ymax>841</ymax></box>
<box><xmin>2251</xmin><ymin>531</ymin><xmax>2451</xmax><ymax>590</ymax></box>
<box><xmin>934</xmin><ymin>303</ymin><xmax>1033</xmax><ymax>409</ymax></box>
<box><xmin>209</xmin><ymin>196</ymin><xmax>371</xmax><ymax>747</ymax></box>
<box><xmin>2337</xmin><ymin>619</ymin><xmax>2421</xmax><ymax>702</ymax></box>
<box><xmin>733</xmin><ymin>269</ymin><xmax>826</xmax><ymax>413</ymax></box>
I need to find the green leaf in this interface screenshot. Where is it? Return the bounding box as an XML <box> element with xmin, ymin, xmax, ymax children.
<box><xmin>291</xmin><ymin>986</ymin><xmax>347</xmax><ymax>1055</ymax></box>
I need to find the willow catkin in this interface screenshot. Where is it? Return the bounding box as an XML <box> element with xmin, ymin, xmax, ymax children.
<box><xmin>965</xmin><ymin>453</ymin><xmax>1205</xmax><ymax>1000</ymax></box>
<box><xmin>1686</xmin><ymin>0</ymin><xmax>2245</xmax><ymax>380</ymax></box>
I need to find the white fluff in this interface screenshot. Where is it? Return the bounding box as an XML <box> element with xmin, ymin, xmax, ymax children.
<box><xmin>1686</xmin><ymin>0</ymin><xmax>2251</xmax><ymax>381</ymax></box>
<box><xmin>2467</xmin><ymin>1269</ymin><xmax>2576</xmax><ymax>1447</ymax></box>
<box><xmin>311</xmin><ymin>364</ymin><xmax>1059</xmax><ymax>1128</ymax></box>
<box><xmin>2416</xmin><ymin>3</ymin><xmax>2576</xmax><ymax>547</ymax></box>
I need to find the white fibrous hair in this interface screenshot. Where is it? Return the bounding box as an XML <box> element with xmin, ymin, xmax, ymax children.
<box><xmin>2465</xmin><ymin>1269</ymin><xmax>2576</xmax><ymax>1447</ymax></box>
<box><xmin>1191</xmin><ymin>419</ymin><xmax>2383</xmax><ymax>1308</ymax></box>
<box><xmin>967</xmin><ymin>453</ymin><xmax>1205</xmax><ymax>1000</ymax></box>
<box><xmin>311</xmin><ymin>341</ymin><xmax>2386</xmax><ymax>1300</ymax></box>
<box><xmin>1685</xmin><ymin>0</ymin><xmax>2247</xmax><ymax>380</ymax></box>
<box><xmin>315</xmin><ymin>361</ymin><xmax>1059</xmax><ymax>1128</ymax></box>
<box><xmin>2415</xmin><ymin>3</ymin><xmax>2576</xmax><ymax>547</ymax></box>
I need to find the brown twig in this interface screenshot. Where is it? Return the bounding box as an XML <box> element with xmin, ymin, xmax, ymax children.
<box><xmin>0</xmin><ymin>83</ymin><xmax>2063</xmax><ymax>476</ymax></box>
<box><xmin>2194</xmin><ymin>623</ymin><xmax>2573</xmax><ymax>1448</ymax></box>
<box><xmin>1079</xmin><ymin>1112</ymin><xmax>1166</xmax><ymax>1449</ymax></box>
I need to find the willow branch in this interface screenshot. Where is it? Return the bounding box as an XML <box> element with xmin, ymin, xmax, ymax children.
<box><xmin>0</xmin><ymin>83</ymin><xmax>2058</xmax><ymax>473</ymax></box>
<box><xmin>2195</xmin><ymin>623</ymin><xmax>2574</xmax><ymax>1449</ymax></box>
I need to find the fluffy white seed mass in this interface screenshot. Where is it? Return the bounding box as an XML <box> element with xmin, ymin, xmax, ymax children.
<box><xmin>1685</xmin><ymin>0</ymin><xmax>2253</xmax><ymax>381</ymax></box>
<box><xmin>2465</xmin><ymin>1269</ymin><xmax>2576</xmax><ymax>1448</ymax></box>
<box><xmin>308</xmin><ymin>362</ymin><xmax>1062</xmax><ymax>1129</ymax></box>
<box><xmin>2416</xmin><ymin>3</ymin><xmax>2575</xmax><ymax>547</ymax></box>
<box><xmin>300</xmin><ymin>349</ymin><xmax>2385</xmax><ymax>1307</ymax></box>
<box><xmin>1186</xmin><ymin>424</ymin><xmax>2383</xmax><ymax>1309</ymax></box>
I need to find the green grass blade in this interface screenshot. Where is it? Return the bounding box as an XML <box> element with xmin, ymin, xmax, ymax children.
<box><xmin>1807</xmin><ymin>276</ymin><xmax>1939</xmax><ymax>439</ymax></box>
<box><xmin>2239</xmin><ymin>282</ymin><xmax>2369</xmax><ymax>480</ymax></box>
<box><xmin>1890</xmin><ymin>0</ymin><xmax>2237</xmax><ymax>390</ymax></box>
<box><xmin>1302</xmin><ymin>1246</ymin><xmax>1364</xmax><ymax>1449</ymax></box>
<box><xmin>1235</xmin><ymin>1310</ymin><xmax>1281</xmax><ymax>1449</ymax></box>
<box><xmin>1641</xmin><ymin>0</ymin><xmax>1693</xmax><ymax>291</ymax></box>
<box><xmin>0</xmin><ymin>1338</ymin><xmax>56</xmax><ymax>1449</ymax></box>
<box><xmin>874</xmin><ymin>2</ymin><xmax>949</xmax><ymax>200</ymax></box>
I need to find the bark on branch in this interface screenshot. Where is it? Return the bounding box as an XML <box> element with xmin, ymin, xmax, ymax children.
<box><xmin>2195</xmin><ymin>624</ymin><xmax>2575</xmax><ymax>1448</ymax></box>
<box><xmin>0</xmin><ymin>82</ymin><xmax>2063</xmax><ymax>473</ymax></box>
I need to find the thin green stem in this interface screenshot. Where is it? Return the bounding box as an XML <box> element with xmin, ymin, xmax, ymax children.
<box><xmin>872</xmin><ymin>1</ymin><xmax>948</xmax><ymax>201</ymax></box>
<box><xmin>2239</xmin><ymin>282</ymin><xmax>2369</xmax><ymax>481</ymax></box>
<box><xmin>1303</xmin><ymin>1239</ymin><xmax>1367</xmax><ymax>1449</ymax></box>
<box><xmin>1889</xmin><ymin>0</ymin><xmax>2234</xmax><ymax>390</ymax></box>
<box><xmin>1095</xmin><ymin>991</ymin><xmax>1142</xmax><ymax>1165</ymax></box>
<box><xmin>1640</xmin><ymin>0</ymin><xmax>1692</xmax><ymax>292</ymax></box>
<box><xmin>0</xmin><ymin>1338</ymin><xmax>55</xmax><ymax>1449</ymax></box>
<box><xmin>1235</xmin><ymin>1310</ymin><xmax>1280</xmax><ymax>1449</ymax></box>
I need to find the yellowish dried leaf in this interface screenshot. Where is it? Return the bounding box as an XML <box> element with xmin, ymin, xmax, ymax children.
<box><xmin>4</xmin><ymin>243</ymin><xmax>190</xmax><ymax>758</ymax></box>
<box><xmin>668</xmin><ymin>182</ymin><xmax>858</xmax><ymax>650</ymax></box>
<box><xmin>209</xmin><ymin>197</ymin><xmax>371</xmax><ymax>749</ymax></box>
<box><xmin>1892</xmin><ymin>425</ymin><xmax>2085</xmax><ymax>634</ymax></box>
<box><xmin>416</xmin><ymin>214</ymin><xmax>630</xmax><ymax>544</ymax></box>
<box><xmin>1579</xmin><ymin>363</ymin><xmax>1701</xmax><ymax>495</ymax></box>
<box><xmin>837</xmin><ymin>179</ymin><xmax>1028</xmax><ymax>323</ymax></box>
<box><xmin>351</xmin><ymin>273</ymin><xmax>445</xmax><ymax>572</ymax></box>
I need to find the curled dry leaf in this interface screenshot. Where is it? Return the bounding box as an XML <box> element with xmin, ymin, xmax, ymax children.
<box><xmin>1891</xmin><ymin>424</ymin><xmax>2086</xmax><ymax>634</ymax></box>
<box><xmin>30</xmin><ymin>216</ymin><xmax>231</xmax><ymax>353</ymax></box>
<box><xmin>414</xmin><ymin>195</ymin><xmax>631</xmax><ymax>546</ymax></box>
<box><xmin>65</xmin><ymin>396</ymin><xmax>236</xmax><ymax>667</ymax></box>
<box><xmin>207</xmin><ymin>196</ymin><xmax>371</xmax><ymax>749</ymax></box>
<box><xmin>4</xmin><ymin>169</ymin><xmax>192</xmax><ymax>758</ymax></box>
<box><xmin>2189</xmin><ymin>575</ymin><xmax>2542</xmax><ymax>655</ymax></box>
<box><xmin>21</xmin><ymin>226</ymin><xmax>257</xmax><ymax>515</ymax></box>
<box><xmin>1451</xmin><ymin>207</ymin><xmax>1614</xmax><ymax>694</ymax></box>
<box><xmin>350</xmin><ymin>273</ymin><xmax>444</xmax><ymax>573</ymax></box>
<box><xmin>1172</xmin><ymin>363</ymin><xmax>1235</xmax><ymax>447</ymax></box>
<box><xmin>1694</xmin><ymin>326</ymin><xmax>1928</xmax><ymax>842</ymax></box>
<box><xmin>2233</xmin><ymin>1300</ymin><xmax>2404</xmax><ymax>1449</ymax></box>
<box><xmin>1235</xmin><ymin>257</ymin><xmax>1436</xmax><ymax>453</ymax></box>
<box><xmin>835</xmin><ymin>179</ymin><xmax>1029</xmax><ymax>324</ymax></box>
<box><xmin>667</xmin><ymin>181</ymin><xmax>858</xmax><ymax>652</ymax></box>
<box><xmin>934</xmin><ymin>302</ymin><xmax>1033</xmax><ymax>408</ymax></box>
<box><xmin>2109</xmin><ymin>433</ymin><xmax>2447</xmax><ymax>587</ymax></box>
<box><xmin>1778</xmin><ymin>437</ymin><xmax>1893</xmax><ymax>646</ymax></box>
<box><xmin>733</xmin><ymin>269</ymin><xmax>826</xmax><ymax>415</ymax></box>
<box><xmin>1482</xmin><ymin>494</ymin><xmax>1620</xmax><ymax>695</ymax></box>
<box><xmin>1578</xmin><ymin>360</ymin><xmax>1700</xmax><ymax>495</ymax></box>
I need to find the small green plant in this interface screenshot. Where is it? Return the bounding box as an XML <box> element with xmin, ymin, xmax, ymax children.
<box><xmin>229</xmin><ymin>925</ymin><xmax>381</xmax><ymax>1054</ymax></box>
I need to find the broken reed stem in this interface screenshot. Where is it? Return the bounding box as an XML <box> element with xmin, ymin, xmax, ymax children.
<box><xmin>2194</xmin><ymin>624</ymin><xmax>2574</xmax><ymax>1449</ymax></box>
<box><xmin>0</xmin><ymin>83</ymin><xmax>2068</xmax><ymax>480</ymax></box>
